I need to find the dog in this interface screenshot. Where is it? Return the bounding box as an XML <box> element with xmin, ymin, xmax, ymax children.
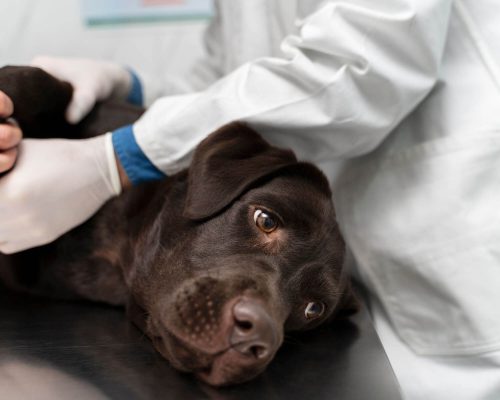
<box><xmin>0</xmin><ymin>66</ymin><xmax>358</xmax><ymax>386</ymax></box>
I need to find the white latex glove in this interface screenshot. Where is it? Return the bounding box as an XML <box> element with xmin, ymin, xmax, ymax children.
<box><xmin>0</xmin><ymin>133</ymin><xmax>121</xmax><ymax>254</ymax></box>
<box><xmin>31</xmin><ymin>56</ymin><xmax>132</xmax><ymax>124</ymax></box>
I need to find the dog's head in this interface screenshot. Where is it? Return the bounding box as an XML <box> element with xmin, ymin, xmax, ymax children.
<box><xmin>126</xmin><ymin>122</ymin><xmax>357</xmax><ymax>386</ymax></box>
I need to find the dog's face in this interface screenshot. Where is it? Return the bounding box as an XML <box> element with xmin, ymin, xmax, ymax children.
<box><xmin>126</xmin><ymin>123</ymin><xmax>356</xmax><ymax>386</ymax></box>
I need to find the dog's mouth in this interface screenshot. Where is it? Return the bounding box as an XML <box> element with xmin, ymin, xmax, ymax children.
<box><xmin>152</xmin><ymin>329</ymin><xmax>272</xmax><ymax>386</ymax></box>
<box><xmin>148</xmin><ymin>294</ymin><xmax>283</xmax><ymax>386</ymax></box>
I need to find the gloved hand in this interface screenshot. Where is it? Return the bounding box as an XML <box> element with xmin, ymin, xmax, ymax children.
<box><xmin>31</xmin><ymin>56</ymin><xmax>132</xmax><ymax>124</ymax></box>
<box><xmin>0</xmin><ymin>91</ymin><xmax>22</xmax><ymax>173</ymax></box>
<box><xmin>0</xmin><ymin>133</ymin><xmax>122</xmax><ymax>254</ymax></box>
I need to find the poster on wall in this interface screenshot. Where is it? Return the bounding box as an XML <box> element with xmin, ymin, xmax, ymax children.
<box><xmin>81</xmin><ymin>0</ymin><xmax>214</xmax><ymax>26</ymax></box>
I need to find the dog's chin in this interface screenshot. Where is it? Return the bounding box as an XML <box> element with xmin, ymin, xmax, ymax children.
<box><xmin>152</xmin><ymin>330</ymin><xmax>271</xmax><ymax>386</ymax></box>
<box><xmin>151</xmin><ymin>329</ymin><xmax>216</xmax><ymax>372</ymax></box>
<box><xmin>195</xmin><ymin>348</ymin><xmax>268</xmax><ymax>386</ymax></box>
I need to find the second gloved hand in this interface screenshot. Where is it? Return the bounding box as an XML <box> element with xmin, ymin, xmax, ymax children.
<box><xmin>31</xmin><ymin>56</ymin><xmax>132</xmax><ymax>124</ymax></box>
<box><xmin>0</xmin><ymin>133</ymin><xmax>122</xmax><ymax>254</ymax></box>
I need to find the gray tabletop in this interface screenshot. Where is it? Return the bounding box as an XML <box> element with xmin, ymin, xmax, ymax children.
<box><xmin>0</xmin><ymin>287</ymin><xmax>401</xmax><ymax>400</ymax></box>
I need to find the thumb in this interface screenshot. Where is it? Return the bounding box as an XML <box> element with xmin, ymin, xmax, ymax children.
<box><xmin>66</xmin><ymin>89</ymin><xmax>96</xmax><ymax>124</ymax></box>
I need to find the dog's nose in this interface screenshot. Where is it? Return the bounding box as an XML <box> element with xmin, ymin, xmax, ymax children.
<box><xmin>230</xmin><ymin>298</ymin><xmax>279</xmax><ymax>360</ymax></box>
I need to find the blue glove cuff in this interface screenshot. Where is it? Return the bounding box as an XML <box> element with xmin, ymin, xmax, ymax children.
<box><xmin>112</xmin><ymin>125</ymin><xmax>165</xmax><ymax>185</ymax></box>
<box><xmin>126</xmin><ymin>69</ymin><xmax>144</xmax><ymax>107</ymax></box>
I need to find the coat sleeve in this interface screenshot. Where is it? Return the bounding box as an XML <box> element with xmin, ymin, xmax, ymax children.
<box><xmin>113</xmin><ymin>0</ymin><xmax>453</xmax><ymax>184</ymax></box>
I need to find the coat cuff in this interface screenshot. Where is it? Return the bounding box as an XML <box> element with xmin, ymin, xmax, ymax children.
<box><xmin>112</xmin><ymin>125</ymin><xmax>165</xmax><ymax>185</ymax></box>
<box><xmin>126</xmin><ymin>69</ymin><xmax>144</xmax><ymax>107</ymax></box>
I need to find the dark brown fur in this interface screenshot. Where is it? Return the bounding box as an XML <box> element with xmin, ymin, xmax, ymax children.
<box><xmin>0</xmin><ymin>66</ymin><xmax>357</xmax><ymax>386</ymax></box>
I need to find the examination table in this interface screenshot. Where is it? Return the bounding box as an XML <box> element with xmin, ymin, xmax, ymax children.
<box><xmin>0</xmin><ymin>285</ymin><xmax>401</xmax><ymax>399</ymax></box>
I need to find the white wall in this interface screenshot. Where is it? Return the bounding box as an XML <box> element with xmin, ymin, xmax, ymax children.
<box><xmin>0</xmin><ymin>0</ymin><xmax>208</xmax><ymax>79</ymax></box>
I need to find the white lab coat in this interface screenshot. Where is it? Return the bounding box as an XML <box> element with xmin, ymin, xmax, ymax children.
<box><xmin>133</xmin><ymin>1</ymin><xmax>500</xmax><ymax>398</ymax></box>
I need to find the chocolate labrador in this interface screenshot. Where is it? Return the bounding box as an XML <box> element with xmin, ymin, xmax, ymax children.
<box><xmin>0</xmin><ymin>66</ymin><xmax>357</xmax><ymax>386</ymax></box>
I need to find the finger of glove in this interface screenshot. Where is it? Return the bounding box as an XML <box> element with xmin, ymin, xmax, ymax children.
<box><xmin>0</xmin><ymin>147</ymin><xmax>18</xmax><ymax>173</ymax></box>
<box><xmin>66</xmin><ymin>89</ymin><xmax>97</xmax><ymax>124</ymax></box>
<box><xmin>30</xmin><ymin>56</ymin><xmax>69</xmax><ymax>79</ymax></box>
<box><xmin>0</xmin><ymin>215</ymin><xmax>64</xmax><ymax>254</ymax></box>
<box><xmin>0</xmin><ymin>242</ymin><xmax>17</xmax><ymax>255</ymax></box>
<box><xmin>0</xmin><ymin>123</ymin><xmax>22</xmax><ymax>150</ymax></box>
<box><xmin>0</xmin><ymin>91</ymin><xmax>14</xmax><ymax>118</ymax></box>
<box><xmin>0</xmin><ymin>231</ymin><xmax>56</xmax><ymax>255</ymax></box>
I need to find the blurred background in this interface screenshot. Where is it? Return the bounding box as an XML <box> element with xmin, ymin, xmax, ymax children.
<box><xmin>0</xmin><ymin>0</ymin><xmax>211</xmax><ymax>82</ymax></box>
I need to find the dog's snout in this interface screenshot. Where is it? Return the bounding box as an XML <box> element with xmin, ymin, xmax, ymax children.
<box><xmin>230</xmin><ymin>298</ymin><xmax>279</xmax><ymax>360</ymax></box>
<box><xmin>167</xmin><ymin>282</ymin><xmax>284</xmax><ymax>386</ymax></box>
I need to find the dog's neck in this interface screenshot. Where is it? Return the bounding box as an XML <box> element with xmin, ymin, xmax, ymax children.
<box><xmin>67</xmin><ymin>172</ymin><xmax>190</xmax><ymax>305</ymax></box>
<box><xmin>0</xmin><ymin>171</ymin><xmax>188</xmax><ymax>306</ymax></box>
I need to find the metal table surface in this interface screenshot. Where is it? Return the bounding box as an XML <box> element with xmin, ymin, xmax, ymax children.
<box><xmin>0</xmin><ymin>286</ymin><xmax>401</xmax><ymax>400</ymax></box>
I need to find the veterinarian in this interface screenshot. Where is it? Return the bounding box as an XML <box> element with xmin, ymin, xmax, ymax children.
<box><xmin>1</xmin><ymin>0</ymin><xmax>499</xmax><ymax>398</ymax></box>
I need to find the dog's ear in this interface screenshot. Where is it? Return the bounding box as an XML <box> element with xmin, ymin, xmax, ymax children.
<box><xmin>183</xmin><ymin>122</ymin><xmax>298</xmax><ymax>220</ymax></box>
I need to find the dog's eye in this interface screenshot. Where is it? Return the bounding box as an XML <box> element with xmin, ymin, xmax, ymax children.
<box><xmin>253</xmin><ymin>209</ymin><xmax>278</xmax><ymax>233</ymax></box>
<box><xmin>304</xmin><ymin>302</ymin><xmax>325</xmax><ymax>320</ymax></box>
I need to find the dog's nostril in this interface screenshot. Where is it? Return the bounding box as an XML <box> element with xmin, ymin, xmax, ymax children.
<box><xmin>250</xmin><ymin>344</ymin><xmax>268</xmax><ymax>359</ymax></box>
<box><xmin>235</xmin><ymin>318</ymin><xmax>253</xmax><ymax>332</ymax></box>
<box><xmin>233</xmin><ymin>341</ymin><xmax>269</xmax><ymax>359</ymax></box>
<box><xmin>232</xmin><ymin>299</ymin><xmax>273</xmax><ymax>333</ymax></box>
